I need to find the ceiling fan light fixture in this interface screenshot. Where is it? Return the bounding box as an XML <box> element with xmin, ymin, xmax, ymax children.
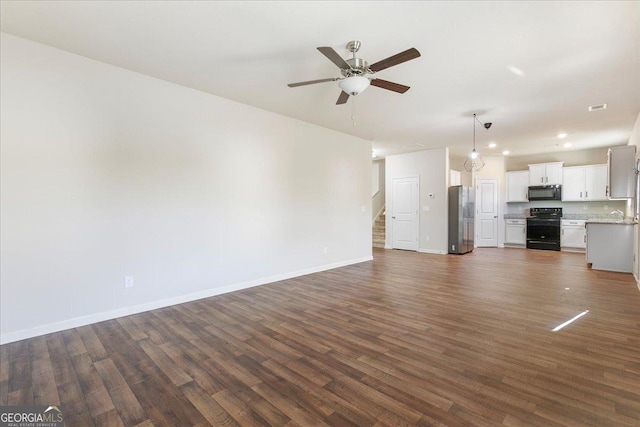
<box><xmin>338</xmin><ymin>76</ymin><xmax>370</xmax><ymax>96</ymax></box>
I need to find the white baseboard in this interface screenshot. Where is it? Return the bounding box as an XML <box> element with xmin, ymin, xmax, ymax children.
<box><xmin>418</xmin><ymin>248</ymin><xmax>447</xmax><ymax>255</ymax></box>
<box><xmin>0</xmin><ymin>256</ymin><xmax>373</xmax><ymax>345</ymax></box>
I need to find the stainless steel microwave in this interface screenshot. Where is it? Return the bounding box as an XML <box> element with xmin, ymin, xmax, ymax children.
<box><xmin>528</xmin><ymin>185</ymin><xmax>562</xmax><ymax>201</ymax></box>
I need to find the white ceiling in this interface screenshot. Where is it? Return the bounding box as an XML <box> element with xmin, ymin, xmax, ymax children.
<box><xmin>1</xmin><ymin>1</ymin><xmax>639</xmax><ymax>158</ymax></box>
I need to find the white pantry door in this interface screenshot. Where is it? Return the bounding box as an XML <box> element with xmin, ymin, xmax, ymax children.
<box><xmin>476</xmin><ymin>178</ymin><xmax>499</xmax><ymax>247</ymax></box>
<box><xmin>391</xmin><ymin>176</ymin><xmax>419</xmax><ymax>251</ymax></box>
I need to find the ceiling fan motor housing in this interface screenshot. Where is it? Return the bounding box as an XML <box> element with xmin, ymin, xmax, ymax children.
<box><xmin>342</xmin><ymin>58</ymin><xmax>369</xmax><ymax>77</ymax></box>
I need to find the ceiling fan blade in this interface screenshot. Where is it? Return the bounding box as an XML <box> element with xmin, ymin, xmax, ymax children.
<box><xmin>287</xmin><ymin>78</ymin><xmax>337</xmax><ymax>88</ymax></box>
<box><xmin>369</xmin><ymin>48</ymin><xmax>421</xmax><ymax>72</ymax></box>
<box><xmin>336</xmin><ymin>91</ymin><xmax>350</xmax><ymax>105</ymax></box>
<box><xmin>370</xmin><ymin>78</ymin><xmax>410</xmax><ymax>94</ymax></box>
<box><xmin>317</xmin><ymin>47</ymin><xmax>351</xmax><ymax>70</ymax></box>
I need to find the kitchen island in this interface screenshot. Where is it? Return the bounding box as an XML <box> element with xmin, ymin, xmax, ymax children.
<box><xmin>586</xmin><ymin>220</ymin><xmax>635</xmax><ymax>273</ymax></box>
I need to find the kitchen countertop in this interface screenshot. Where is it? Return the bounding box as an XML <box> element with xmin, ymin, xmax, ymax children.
<box><xmin>585</xmin><ymin>219</ymin><xmax>636</xmax><ymax>225</ymax></box>
<box><xmin>503</xmin><ymin>213</ymin><xmax>637</xmax><ymax>224</ymax></box>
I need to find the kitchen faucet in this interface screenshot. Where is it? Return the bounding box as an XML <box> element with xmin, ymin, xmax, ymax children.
<box><xmin>611</xmin><ymin>209</ymin><xmax>624</xmax><ymax>220</ymax></box>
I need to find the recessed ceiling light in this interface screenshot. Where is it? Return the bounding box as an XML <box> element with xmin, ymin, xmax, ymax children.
<box><xmin>588</xmin><ymin>103</ymin><xmax>607</xmax><ymax>112</ymax></box>
<box><xmin>488</xmin><ymin>142</ymin><xmax>497</xmax><ymax>148</ymax></box>
<box><xmin>502</xmin><ymin>150</ymin><xmax>510</xmax><ymax>155</ymax></box>
<box><xmin>564</xmin><ymin>142</ymin><xmax>573</xmax><ymax>148</ymax></box>
<box><xmin>557</xmin><ymin>133</ymin><xmax>568</xmax><ymax>139</ymax></box>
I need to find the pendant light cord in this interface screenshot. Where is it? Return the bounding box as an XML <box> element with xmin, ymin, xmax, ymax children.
<box><xmin>473</xmin><ymin>113</ymin><xmax>476</xmax><ymax>151</ymax></box>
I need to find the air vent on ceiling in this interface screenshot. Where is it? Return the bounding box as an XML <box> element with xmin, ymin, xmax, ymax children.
<box><xmin>588</xmin><ymin>103</ymin><xmax>607</xmax><ymax>112</ymax></box>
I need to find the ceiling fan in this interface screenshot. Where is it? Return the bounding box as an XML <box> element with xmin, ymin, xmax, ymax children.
<box><xmin>287</xmin><ymin>40</ymin><xmax>421</xmax><ymax>105</ymax></box>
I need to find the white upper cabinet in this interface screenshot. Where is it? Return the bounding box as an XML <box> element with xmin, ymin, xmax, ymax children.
<box><xmin>506</xmin><ymin>171</ymin><xmax>529</xmax><ymax>202</ymax></box>
<box><xmin>562</xmin><ymin>166</ymin><xmax>585</xmax><ymax>201</ymax></box>
<box><xmin>528</xmin><ymin>164</ymin><xmax>545</xmax><ymax>186</ymax></box>
<box><xmin>529</xmin><ymin>162</ymin><xmax>563</xmax><ymax>185</ymax></box>
<box><xmin>584</xmin><ymin>165</ymin><xmax>608</xmax><ymax>200</ymax></box>
<box><xmin>607</xmin><ymin>146</ymin><xmax>636</xmax><ymax>199</ymax></box>
<box><xmin>561</xmin><ymin>164</ymin><xmax>607</xmax><ymax>201</ymax></box>
<box><xmin>545</xmin><ymin>163</ymin><xmax>563</xmax><ymax>185</ymax></box>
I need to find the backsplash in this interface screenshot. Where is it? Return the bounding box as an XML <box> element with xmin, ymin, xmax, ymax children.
<box><xmin>505</xmin><ymin>199</ymin><xmax>630</xmax><ymax>218</ymax></box>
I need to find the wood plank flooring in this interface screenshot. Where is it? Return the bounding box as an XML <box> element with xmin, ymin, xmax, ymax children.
<box><xmin>1</xmin><ymin>248</ymin><xmax>639</xmax><ymax>426</ymax></box>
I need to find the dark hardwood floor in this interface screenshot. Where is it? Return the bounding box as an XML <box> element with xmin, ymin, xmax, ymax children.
<box><xmin>1</xmin><ymin>248</ymin><xmax>639</xmax><ymax>426</ymax></box>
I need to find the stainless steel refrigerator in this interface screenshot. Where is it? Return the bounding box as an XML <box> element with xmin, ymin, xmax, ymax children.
<box><xmin>448</xmin><ymin>185</ymin><xmax>475</xmax><ymax>254</ymax></box>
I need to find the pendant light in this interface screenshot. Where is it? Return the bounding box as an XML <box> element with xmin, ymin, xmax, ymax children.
<box><xmin>464</xmin><ymin>113</ymin><xmax>492</xmax><ymax>172</ymax></box>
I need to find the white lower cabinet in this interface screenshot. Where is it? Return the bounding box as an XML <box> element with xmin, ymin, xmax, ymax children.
<box><xmin>505</xmin><ymin>219</ymin><xmax>526</xmax><ymax>245</ymax></box>
<box><xmin>561</xmin><ymin>220</ymin><xmax>586</xmax><ymax>250</ymax></box>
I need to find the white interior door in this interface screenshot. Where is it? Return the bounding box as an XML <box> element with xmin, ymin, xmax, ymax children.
<box><xmin>476</xmin><ymin>178</ymin><xmax>498</xmax><ymax>247</ymax></box>
<box><xmin>391</xmin><ymin>176</ymin><xmax>419</xmax><ymax>251</ymax></box>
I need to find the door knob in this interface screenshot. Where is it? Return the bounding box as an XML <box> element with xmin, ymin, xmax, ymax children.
<box><xmin>494</xmin><ymin>215</ymin><xmax>498</xmax><ymax>218</ymax></box>
<box><xmin>392</xmin><ymin>216</ymin><xmax>396</xmax><ymax>219</ymax></box>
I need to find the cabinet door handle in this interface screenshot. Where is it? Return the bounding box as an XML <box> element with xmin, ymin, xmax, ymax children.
<box><xmin>580</xmin><ymin>191</ymin><xmax>582</xmax><ymax>198</ymax></box>
<box><xmin>541</xmin><ymin>177</ymin><xmax>544</xmax><ymax>183</ymax></box>
<box><xmin>584</xmin><ymin>235</ymin><xmax>586</xmax><ymax>243</ymax></box>
<box><xmin>585</xmin><ymin>191</ymin><xmax>588</xmax><ymax>198</ymax></box>
<box><xmin>546</xmin><ymin>176</ymin><xmax>548</xmax><ymax>183</ymax></box>
<box><xmin>562</xmin><ymin>229</ymin><xmax>564</xmax><ymax>235</ymax></box>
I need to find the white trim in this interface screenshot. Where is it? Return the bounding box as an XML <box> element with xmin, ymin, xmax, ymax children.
<box><xmin>418</xmin><ymin>248</ymin><xmax>447</xmax><ymax>255</ymax></box>
<box><xmin>0</xmin><ymin>256</ymin><xmax>373</xmax><ymax>344</ymax></box>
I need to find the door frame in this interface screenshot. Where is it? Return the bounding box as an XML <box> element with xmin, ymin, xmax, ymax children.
<box><xmin>390</xmin><ymin>175</ymin><xmax>419</xmax><ymax>251</ymax></box>
<box><xmin>475</xmin><ymin>177</ymin><xmax>500</xmax><ymax>248</ymax></box>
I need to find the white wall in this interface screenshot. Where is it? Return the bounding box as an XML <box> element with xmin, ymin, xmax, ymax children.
<box><xmin>385</xmin><ymin>148</ymin><xmax>448</xmax><ymax>254</ymax></box>
<box><xmin>372</xmin><ymin>159</ymin><xmax>385</xmax><ymax>220</ymax></box>
<box><xmin>505</xmin><ymin>147</ymin><xmax>612</xmax><ymax>171</ymax></box>
<box><xmin>0</xmin><ymin>33</ymin><xmax>372</xmax><ymax>343</ymax></box>
<box><xmin>627</xmin><ymin>112</ymin><xmax>640</xmax><ymax>285</ymax></box>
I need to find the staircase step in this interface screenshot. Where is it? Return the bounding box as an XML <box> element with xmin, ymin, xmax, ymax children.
<box><xmin>372</xmin><ymin>209</ymin><xmax>386</xmax><ymax>248</ymax></box>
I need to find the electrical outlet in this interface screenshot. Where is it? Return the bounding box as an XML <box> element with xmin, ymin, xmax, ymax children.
<box><xmin>323</xmin><ymin>247</ymin><xmax>328</xmax><ymax>255</ymax></box>
<box><xmin>125</xmin><ymin>276</ymin><xmax>134</xmax><ymax>288</ymax></box>
<box><xmin>426</xmin><ymin>236</ymin><xmax>430</xmax><ymax>242</ymax></box>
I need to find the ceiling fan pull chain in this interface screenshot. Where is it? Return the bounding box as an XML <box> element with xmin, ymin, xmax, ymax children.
<box><xmin>351</xmin><ymin>96</ymin><xmax>357</xmax><ymax>127</ymax></box>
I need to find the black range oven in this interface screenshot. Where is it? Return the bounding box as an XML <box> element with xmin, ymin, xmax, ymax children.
<box><xmin>526</xmin><ymin>207</ymin><xmax>562</xmax><ymax>251</ymax></box>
